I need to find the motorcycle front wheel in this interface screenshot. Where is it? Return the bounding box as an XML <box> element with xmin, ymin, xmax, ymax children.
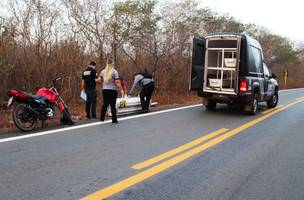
<box><xmin>13</xmin><ymin>103</ymin><xmax>37</xmax><ymax>132</ymax></box>
<box><xmin>61</xmin><ymin>108</ymin><xmax>74</xmax><ymax>125</ymax></box>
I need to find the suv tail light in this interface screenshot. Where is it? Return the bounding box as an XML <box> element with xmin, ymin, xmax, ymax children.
<box><xmin>240</xmin><ymin>79</ymin><xmax>247</xmax><ymax>92</ymax></box>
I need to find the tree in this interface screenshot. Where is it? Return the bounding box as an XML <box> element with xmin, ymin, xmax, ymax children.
<box><xmin>109</xmin><ymin>0</ymin><xmax>159</xmax><ymax>68</ymax></box>
<box><xmin>203</xmin><ymin>11</ymin><xmax>245</xmax><ymax>33</ymax></box>
<box><xmin>7</xmin><ymin>0</ymin><xmax>61</xmax><ymax>87</ymax></box>
<box><xmin>62</xmin><ymin>0</ymin><xmax>112</xmax><ymax>64</ymax></box>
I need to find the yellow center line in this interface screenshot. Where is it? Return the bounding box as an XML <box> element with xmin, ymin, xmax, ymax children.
<box><xmin>81</xmin><ymin>99</ymin><xmax>304</xmax><ymax>200</ymax></box>
<box><xmin>261</xmin><ymin>105</ymin><xmax>284</xmax><ymax>115</ymax></box>
<box><xmin>132</xmin><ymin>128</ymin><xmax>229</xmax><ymax>170</ymax></box>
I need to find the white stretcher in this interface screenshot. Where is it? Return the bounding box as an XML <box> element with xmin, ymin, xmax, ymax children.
<box><xmin>116</xmin><ymin>96</ymin><xmax>157</xmax><ymax>114</ymax></box>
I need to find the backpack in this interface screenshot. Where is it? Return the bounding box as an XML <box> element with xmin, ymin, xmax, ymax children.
<box><xmin>139</xmin><ymin>68</ymin><xmax>153</xmax><ymax>79</ymax></box>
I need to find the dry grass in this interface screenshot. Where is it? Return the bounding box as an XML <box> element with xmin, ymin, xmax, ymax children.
<box><xmin>153</xmin><ymin>92</ymin><xmax>201</xmax><ymax>106</ymax></box>
<box><xmin>0</xmin><ymin>107</ymin><xmax>16</xmax><ymax>133</ymax></box>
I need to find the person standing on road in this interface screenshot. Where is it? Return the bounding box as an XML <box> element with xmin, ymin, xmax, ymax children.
<box><xmin>98</xmin><ymin>58</ymin><xmax>124</xmax><ymax>123</ymax></box>
<box><xmin>81</xmin><ymin>61</ymin><xmax>99</xmax><ymax>119</ymax></box>
<box><xmin>106</xmin><ymin>75</ymin><xmax>128</xmax><ymax>117</ymax></box>
<box><xmin>129</xmin><ymin>68</ymin><xmax>155</xmax><ymax>113</ymax></box>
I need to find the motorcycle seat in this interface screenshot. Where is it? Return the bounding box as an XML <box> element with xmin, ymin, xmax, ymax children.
<box><xmin>27</xmin><ymin>93</ymin><xmax>48</xmax><ymax>103</ymax></box>
<box><xmin>29</xmin><ymin>94</ymin><xmax>44</xmax><ymax>99</ymax></box>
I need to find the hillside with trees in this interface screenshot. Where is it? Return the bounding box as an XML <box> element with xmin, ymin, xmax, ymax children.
<box><xmin>1</xmin><ymin>0</ymin><xmax>303</xmax><ymax>132</ymax></box>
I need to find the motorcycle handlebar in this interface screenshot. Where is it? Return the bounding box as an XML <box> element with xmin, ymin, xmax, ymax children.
<box><xmin>52</xmin><ymin>77</ymin><xmax>62</xmax><ymax>84</ymax></box>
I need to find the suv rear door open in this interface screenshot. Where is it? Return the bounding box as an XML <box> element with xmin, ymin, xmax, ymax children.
<box><xmin>204</xmin><ymin>35</ymin><xmax>241</xmax><ymax>95</ymax></box>
<box><xmin>190</xmin><ymin>37</ymin><xmax>206</xmax><ymax>90</ymax></box>
<box><xmin>190</xmin><ymin>35</ymin><xmax>241</xmax><ymax>95</ymax></box>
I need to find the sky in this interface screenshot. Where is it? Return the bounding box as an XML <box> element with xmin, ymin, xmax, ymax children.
<box><xmin>1</xmin><ymin>0</ymin><xmax>303</xmax><ymax>42</ymax></box>
<box><xmin>200</xmin><ymin>0</ymin><xmax>304</xmax><ymax>42</ymax></box>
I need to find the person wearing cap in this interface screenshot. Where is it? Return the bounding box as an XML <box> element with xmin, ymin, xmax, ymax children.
<box><xmin>81</xmin><ymin>61</ymin><xmax>99</xmax><ymax>119</ymax></box>
<box><xmin>129</xmin><ymin>68</ymin><xmax>155</xmax><ymax>112</ymax></box>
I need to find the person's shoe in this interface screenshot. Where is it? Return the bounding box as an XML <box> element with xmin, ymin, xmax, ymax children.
<box><xmin>112</xmin><ymin>120</ymin><xmax>119</xmax><ymax>124</ymax></box>
<box><xmin>86</xmin><ymin>116</ymin><xmax>91</xmax><ymax>119</ymax></box>
<box><xmin>100</xmin><ymin>116</ymin><xmax>105</xmax><ymax>122</ymax></box>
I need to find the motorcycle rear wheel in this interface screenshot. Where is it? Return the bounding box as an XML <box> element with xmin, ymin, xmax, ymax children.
<box><xmin>13</xmin><ymin>103</ymin><xmax>37</xmax><ymax>132</ymax></box>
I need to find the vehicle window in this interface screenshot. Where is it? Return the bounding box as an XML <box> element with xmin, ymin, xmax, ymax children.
<box><xmin>248</xmin><ymin>46</ymin><xmax>263</xmax><ymax>73</ymax></box>
<box><xmin>263</xmin><ymin>64</ymin><xmax>270</xmax><ymax>77</ymax></box>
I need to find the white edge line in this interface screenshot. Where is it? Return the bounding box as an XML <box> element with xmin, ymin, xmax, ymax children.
<box><xmin>279</xmin><ymin>88</ymin><xmax>304</xmax><ymax>93</ymax></box>
<box><xmin>2</xmin><ymin>87</ymin><xmax>304</xmax><ymax>144</ymax></box>
<box><xmin>0</xmin><ymin>104</ymin><xmax>202</xmax><ymax>144</ymax></box>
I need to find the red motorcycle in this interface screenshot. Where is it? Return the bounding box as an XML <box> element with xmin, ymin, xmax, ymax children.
<box><xmin>7</xmin><ymin>77</ymin><xmax>74</xmax><ymax>132</ymax></box>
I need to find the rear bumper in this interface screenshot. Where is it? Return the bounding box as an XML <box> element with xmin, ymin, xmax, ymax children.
<box><xmin>198</xmin><ymin>90</ymin><xmax>251</xmax><ymax>104</ymax></box>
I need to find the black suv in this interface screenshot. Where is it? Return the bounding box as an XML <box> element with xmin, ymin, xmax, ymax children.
<box><xmin>190</xmin><ymin>33</ymin><xmax>278</xmax><ymax>115</ymax></box>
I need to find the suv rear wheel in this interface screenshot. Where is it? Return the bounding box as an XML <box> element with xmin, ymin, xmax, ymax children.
<box><xmin>267</xmin><ymin>91</ymin><xmax>278</xmax><ymax>108</ymax></box>
<box><xmin>205</xmin><ymin>100</ymin><xmax>217</xmax><ymax>110</ymax></box>
<box><xmin>247</xmin><ymin>93</ymin><xmax>258</xmax><ymax>115</ymax></box>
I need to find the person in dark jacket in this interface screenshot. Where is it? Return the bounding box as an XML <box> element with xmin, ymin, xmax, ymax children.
<box><xmin>81</xmin><ymin>61</ymin><xmax>99</xmax><ymax>119</ymax></box>
<box><xmin>129</xmin><ymin>68</ymin><xmax>155</xmax><ymax>112</ymax></box>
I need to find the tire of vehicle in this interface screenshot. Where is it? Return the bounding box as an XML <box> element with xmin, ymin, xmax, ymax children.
<box><xmin>61</xmin><ymin>108</ymin><xmax>74</xmax><ymax>125</ymax></box>
<box><xmin>13</xmin><ymin>103</ymin><xmax>37</xmax><ymax>132</ymax></box>
<box><xmin>205</xmin><ymin>100</ymin><xmax>217</xmax><ymax>110</ymax></box>
<box><xmin>247</xmin><ymin>92</ymin><xmax>259</xmax><ymax>115</ymax></box>
<box><xmin>267</xmin><ymin>90</ymin><xmax>278</xmax><ymax>108</ymax></box>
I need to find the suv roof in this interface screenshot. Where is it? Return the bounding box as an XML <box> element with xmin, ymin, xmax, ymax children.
<box><xmin>205</xmin><ymin>32</ymin><xmax>262</xmax><ymax>50</ymax></box>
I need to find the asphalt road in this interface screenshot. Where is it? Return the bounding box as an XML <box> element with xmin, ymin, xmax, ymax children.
<box><xmin>1</xmin><ymin>88</ymin><xmax>304</xmax><ymax>200</ymax></box>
